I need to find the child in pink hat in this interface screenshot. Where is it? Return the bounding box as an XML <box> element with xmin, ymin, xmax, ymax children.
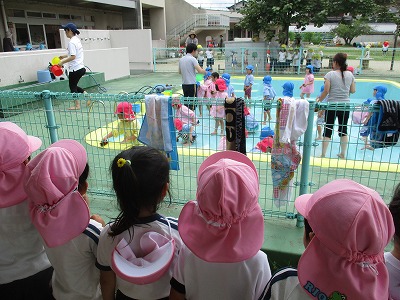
<box><xmin>24</xmin><ymin>139</ymin><xmax>104</xmax><ymax>300</ymax></box>
<box><xmin>386</xmin><ymin>183</ymin><xmax>400</xmax><ymax>300</ymax></box>
<box><xmin>210</xmin><ymin>78</ymin><xmax>228</xmax><ymax>135</ymax></box>
<box><xmin>96</xmin><ymin>146</ymin><xmax>183</xmax><ymax>299</ymax></box>
<box><xmin>172</xmin><ymin>97</ymin><xmax>197</xmax><ymax>145</ymax></box>
<box><xmin>170</xmin><ymin>151</ymin><xmax>271</xmax><ymax>300</ymax></box>
<box><xmin>101</xmin><ymin>101</ymin><xmax>139</xmax><ymax>146</ymax></box>
<box><xmin>0</xmin><ymin>122</ymin><xmax>53</xmax><ymax>299</ymax></box>
<box><xmin>260</xmin><ymin>179</ymin><xmax>394</xmax><ymax>299</ymax></box>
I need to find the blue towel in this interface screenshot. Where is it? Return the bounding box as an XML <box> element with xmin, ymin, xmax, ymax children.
<box><xmin>138</xmin><ymin>95</ymin><xmax>179</xmax><ymax>170</ymax></box>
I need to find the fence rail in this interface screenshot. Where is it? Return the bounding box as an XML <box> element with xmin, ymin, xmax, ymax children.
<box><xmin>1</xmin><ymin>91</ymin><xmax>399</xmax><ymax>226</ymax></box>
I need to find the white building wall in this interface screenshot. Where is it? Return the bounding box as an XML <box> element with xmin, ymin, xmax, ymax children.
<box><xmin>0</xmin><ymin>47</ymin><xmax>129</xmax><ymax>87</ymax></box>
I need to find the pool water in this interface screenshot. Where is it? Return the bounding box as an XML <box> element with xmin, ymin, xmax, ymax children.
<box><xmin>230</xmin><ymin>77</ymin><xmax>400</xmax><ymax>104</ymax></box>
<box><xmin>192</xmin><ymin>77</ymin><xmax>400</xmax><ymax>165</ymax></box>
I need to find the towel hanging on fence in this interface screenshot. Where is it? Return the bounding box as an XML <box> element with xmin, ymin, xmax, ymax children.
<box><xmin>368</xmin><ymin>99</ymin><xmax>400</xmax><ymax>149</ymax></box>
<box><xmin>271</xmin><ymin>97</ymin><xmax>308</xmax><ymax>207</ymax></box>
<box><xmin>138</xmin><ymin>95</ymin><xmax>179</xmax><ymax>170</ymax></box>
<box><xmin>224</xmin><ymin>97</ymin><xmax>246</xmax><ymax>155</ymax></box>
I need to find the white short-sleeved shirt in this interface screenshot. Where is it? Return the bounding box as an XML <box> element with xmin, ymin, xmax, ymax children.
<box><xmin>324</xmin><ymin>70</ymin><xmax>355</xmax><ymax>103</ymax></box>
<box><xmin>259</xmin><ymin>267</ymin><xmax>310</xmax><ymax>300</ymax></box>
<box><xmin>96</xmin><ymin>214</ymin><xmax>182</xmax><ymax>299</ymax></box>
<box><xmin>171</xmin><ymin>245</ymin><xmax>271</xmax><ymax>300</ymax></box>
<box><xmin>179</xmin><ymin>54</ymin><xmax>199</xmax><ymax>85</ymax></box>
<box><xmin>385</xmin><ymin>252</ymin><xmax>400</xmax><ymax>300</ymax></box>
<box><xmin>0</xmin><ymin>200</ymin><xmax>50</xmax><ymax>284</ymax></box>
<box><xmin>67</xmin><ymin>35</ymin><xmax>85</xmax><ymax>72</ymax></box>
<box><xmin>45</xmin><ymin>219</ymin><xmax>103</xmax><ymax>300</ymax></box>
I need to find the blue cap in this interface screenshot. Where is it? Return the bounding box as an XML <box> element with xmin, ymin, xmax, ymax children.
<box><xmin>205</xmin><ymin>67</ymin><xmax>213</xmax><ymax>72</ymax></box>
<box><xmin>374</xmin><ymin>85</ymin><xmax>387</xmax><ymax>100</ymax></box>
<box><xmin>222</xmin><ymin>73</ymin><xmax>231</xmax><ymax>85</ymax></box>
<box><xmin>203</xmin><ymin>71</ymin><xmax>212</xmax><ymax>81</ymax></box>
<box><xmin>306</xmin><ymin>65</ymin><xmax>314</xmax><ymax>73</ymax></box>
<box><xmin>282</xmin><ymin>82</ymin><xmax>294</xmax><ymax>97</ymax></box>
<box><xmin>246</xmin><ymin>64</ymin><xmax>254</xmax><ymax>71</ymax></box>
<box><xmin>61</xmin><ymin>23</ymin><xmax>80</xmax><ymax>35</ymax></box>
<box><xmin>263</xmin><ymin>75</ymin><xmax>272</xmax><ymax>84</ymax></box>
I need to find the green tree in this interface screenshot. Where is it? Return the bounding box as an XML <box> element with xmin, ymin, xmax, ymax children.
<box><xmin>331</xmin><ymin>19</ymin><xmax>373</xmax><ymax>45</ymax></box>
<box><xmin>239</xmin><ymin>0</ymin><xmax>393</xmax><ymax>44</ymax></box>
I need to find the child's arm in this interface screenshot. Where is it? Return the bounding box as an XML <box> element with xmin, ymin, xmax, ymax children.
<box><xmin>100</xmin><ymin>270</ymin><xmax>116</xmax><ymax>300</ymax></box>
<box><xmin>102</xmin><ymin>131</ymin><xmax>113</xmax><ymax>141</ymax></box>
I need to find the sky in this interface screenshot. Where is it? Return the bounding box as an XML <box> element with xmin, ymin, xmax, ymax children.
<box><xmin>184</xmin><ymin>0</ymin><xmax>236</xmax><ymax>10</ymax></box>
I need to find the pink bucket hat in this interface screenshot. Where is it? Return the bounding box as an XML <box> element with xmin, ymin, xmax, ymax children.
<box><xmin>115</xmin><ymin>102</ymin><xmax>135</xmax><ymax>120</ymax></box>
<box><xmin>0</xmin><ymin>122</ymin><xmax>42</xmax><ymax>208</ymax></box>
<box><xmin>112</xmin><ymin>230</ymin><xmax>175</xmax><ymax>285</ymax></box>
<box><xmin>295</xmin><ymin>179</ymin><xmax>394</xmax><ymax>300</ymax></box>
<box><xmin>215</xmin><ymin>78</ymin><xmax>227</xmax><ymax>92</ymax></box>
<box><xmin>178</xmin><ymin>151</ymin><xmax>264</xmax><ymax>263</ymax></box>
<box><xmin>25</xmin><ymin>139</ymin><xmax>90</xmax><ymax>248</ymax></box>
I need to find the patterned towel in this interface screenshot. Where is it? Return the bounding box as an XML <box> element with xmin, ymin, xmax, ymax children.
<box><xmin>271</xmin><ymin>98</ymin><xmax>302</xmax><ymax>206</ymax></box>
<box><xmin>224</xmin><ymin>97</ymin><xmax>246</xmax><ymax>154</ymax></box>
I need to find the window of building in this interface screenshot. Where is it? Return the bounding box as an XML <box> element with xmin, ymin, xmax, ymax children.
<box><xmin>15</xmin><ymin>23</ymin><xmax>29</xmax><ymax>45</ymax></box>
<box><xmin>59</xmin><ymin>14</ymin><xmax>71</xmax><ymax>20</ymax></box>
<box><xmin>29</xmin><ymin>24</ymin><xmax>45</xmax><ymax>45</ymax></box>
<box><xmin>12</xmin><ymin>10</ymin><xmax>25</xmax><ymax>18</ymax></box>
<box><xmin>43</xmin><ymin>13</ymin><xmax>57</xmax><ymax>19</ymax></box>
<box><xmin>142</xmin><ymin>9</ymin><xmax>150</xmax><ymax>29</ymax></box>
<box><xmin>26</xmin><ymin>11</ymin><xmax>42</xmax><ymax>18</ymax></box>
<box><xmin>71</xmin><ymin>15</ymin><xmax>82</xmax><ymax>20</ymax></box>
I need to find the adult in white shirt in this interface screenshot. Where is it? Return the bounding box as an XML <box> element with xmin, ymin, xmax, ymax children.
<box><xmin>59</xmin><ymin>23</ymin><xmax>87</xmax><ymax>110</ymax></box>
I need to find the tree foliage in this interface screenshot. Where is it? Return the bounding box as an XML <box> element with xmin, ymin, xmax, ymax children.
<box><xmin>239</xmin><ymin>0</ymin><xmax>398</xmax><ymax>44</ymax></box>
<box><xmin>331</xmin><ymin>20</ymin><xmax>373</xmax><ymax>45</ymax></box>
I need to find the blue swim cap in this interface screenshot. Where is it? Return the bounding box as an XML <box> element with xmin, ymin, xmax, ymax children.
<box><xmin>374</xmin><ymin>85</ymin><xmax>387</xmax><ymax>100</ymax></box>
<box><xmin>246</xmin><ymin>64</ymin><xmax>254</xmax><ymax>71</ymax></box>
<box><xmin>222</xmin><ymin>73</ymin><xmax>231</xmax><ymax>85</ymax></box>
<box><xmin>282</xmin><ymin>82</ymin><xmax>294</xmax><ymax>97</ymax></box>
<box><xmin>263</xmin><ymin>75</ymin><xmax>272</xmax><ymax>84</ymax></box>
<box><xmin>203</xmin><ymin>71</ymin><xmax>212</xmax><ymax>81</ymax></box>
<box><xmin>306</xmin><ymin>65</ymin><xmax>314</xmax><ymax>73</ymax></box>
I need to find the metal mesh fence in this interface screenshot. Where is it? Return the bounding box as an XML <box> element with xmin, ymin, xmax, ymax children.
<box><xmin>1</xmin><ymin>91</ymin><xmax>399</xmax><ymax>223</ymax></box>
<box><xmin>153</xmin><ymin>46</ymin><xmax>400</xmax><ymax>77</ymax></box>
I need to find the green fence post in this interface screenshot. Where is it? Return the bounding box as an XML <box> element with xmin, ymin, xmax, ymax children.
<box><xmin>42</xmin><ymin>90</ymin><xmax>59</xmax><ymax>143</ymax></box>
<box><xmin>296</xmin><ymin>99</ymin><xmax>316</xmax><ymax>227</ymax></box>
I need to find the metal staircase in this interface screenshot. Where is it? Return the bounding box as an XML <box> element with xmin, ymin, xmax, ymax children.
<box><xmin>167</xmin><ymin>14</ymin><xmax>230</xmax><ymax>47</ymax></box>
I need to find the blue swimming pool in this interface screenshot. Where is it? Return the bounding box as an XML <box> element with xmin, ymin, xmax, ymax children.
<box><xmin>191</xmin><ymin>77</ymin><xmax>400</xmax><ymax>165</ymax></box>
<box><xmin>230</xmin><ymin>77</ymin><xmax>400</xmax><ymax>103</ymax></box>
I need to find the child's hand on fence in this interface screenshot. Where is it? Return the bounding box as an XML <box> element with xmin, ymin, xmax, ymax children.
<box><xmin>91</xmin><ymin>214</ymin><xmax>106</xmax><ymax>227</ymax></box>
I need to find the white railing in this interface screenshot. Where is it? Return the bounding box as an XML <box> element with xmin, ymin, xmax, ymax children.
<box><xmin>168</xmin><ymin>14</ymin><xmax>230</xmax><ymax>37</ymax></box>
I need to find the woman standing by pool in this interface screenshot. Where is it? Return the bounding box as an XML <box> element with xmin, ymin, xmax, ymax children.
<box><xmin>319</xmin><ymin>53</ymin><xmax>355</xmax><ymax>159</ymax></box>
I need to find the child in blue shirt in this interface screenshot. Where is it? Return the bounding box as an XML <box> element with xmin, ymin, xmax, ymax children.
<box><xmin>262</xmin><ymin>75</ymin><xmax>276</xmax><ymax>124</ymax></box>
<box><xmin>244</xmin><ymin>65</ymin><xmax>254</xmax><ymax>105</ymax></box>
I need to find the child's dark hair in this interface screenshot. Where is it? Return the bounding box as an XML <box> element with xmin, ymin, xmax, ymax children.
<box><xmin>186</xmin><ymin>43</ymin><xmax>198</xmax><ymax>54</ymax></box>
<box><xmin>304</xmin><ymin>218</ymin><xmax>313</xmax><ymax>243</ymax></box>
<box><xmin>211</xmin><ymin>72</ymin><xmax>219</xmax><ymax>79</ymax></box>
<box><xmin>109</xmin><ymin>146</ymin><xmax>170</xmax><ymax>238</ymax></box>
<box><xmin>389</xmin><ymin>183</ymin><xmax>400</xmax><ymax>244</ymax></box>
<box><xmin>333</xmin><ymin>52</ymin><xmax>348</xmax><ymax>80</ymax></box>
<box><xmin>78</xmin><ymin>163</ymin><xmax>89</xmax><ymax>193</ymax></box>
